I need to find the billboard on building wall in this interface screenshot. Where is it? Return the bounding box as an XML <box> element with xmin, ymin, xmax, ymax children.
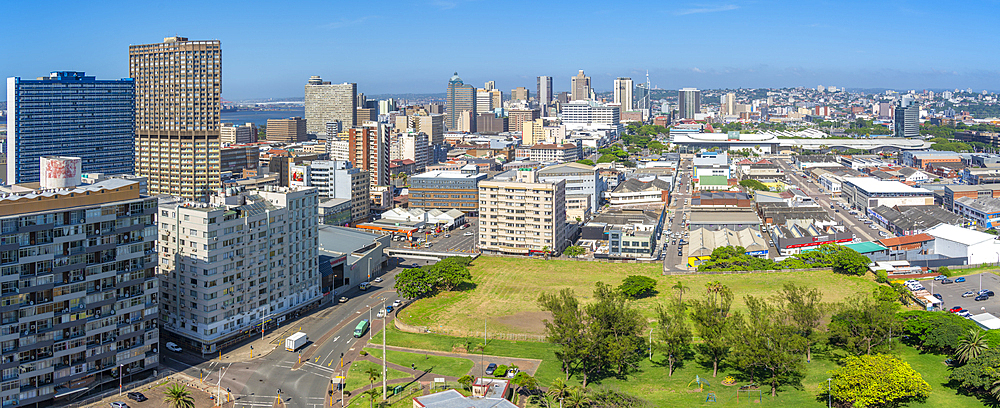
<box><xmin>40</xmin><ymin>156</ymin><xmax>82</xmax><ymax>188</ymax></box>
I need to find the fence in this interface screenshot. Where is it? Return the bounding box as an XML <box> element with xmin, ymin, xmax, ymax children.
<box><xmin>61</xmin><ymin>367</ymin><xmax>177</xmax><ymax>408</ymax></box>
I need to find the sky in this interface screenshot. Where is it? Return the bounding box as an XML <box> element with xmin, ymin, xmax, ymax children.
<box><xmin>3</xmin><ymin>0</ymin><xmax>1000</xmax><ymax>100</ymax></box>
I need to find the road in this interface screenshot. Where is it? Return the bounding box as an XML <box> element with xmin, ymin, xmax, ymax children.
<box><xmin>390</xmin><ymin>218</ymin><xmax>479</xmax><ymax>254</ymax></box>
<box><xmin>773</xmin><ymin>158</ymin><xmax>892</xmax><ymax>243</ymax></box>
<box><xmin>161</xmin><ymin>257</ymin><xmax>420</xmax><ymax>408</ymax></box>
<box><xmin>663</xmin><ymin>158</ymin><xmax>692</xmax><ymax>273</ymax></box>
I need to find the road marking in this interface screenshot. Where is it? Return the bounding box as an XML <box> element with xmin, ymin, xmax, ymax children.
<box><xmin>305</xmin><ymin>361</ymin><xmax>336</xmax><ymax>372</ymax></box>
<box><xmin>333</xmin><ymin>336</ymin><xmax>340</xmax><ymax>342</ymax></box>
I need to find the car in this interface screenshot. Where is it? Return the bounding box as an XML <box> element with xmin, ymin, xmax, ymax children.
<box><xmin>127</xmin><ymin>392</ymin><xmax>147</xmax><ymax>402</ymax></box>
<box><xmin>373</xmin><ymin>277</ymin><xmax>383</xmax><ymax>283</ymax></box>
<box><xmin>963</xmin><ymin>291</ymin><xmax>976</xmax><ymax>297</ymax></box>
<box><xmin>979</xmin><ymin>290</ymin><xmax>996</xmax><ymax>297</ymax></box>
<box><xmin>463</xmin><ymin>232</ymin><xmax>474</xmax><ymax>236</ymax></box>
<box><xmin>485</xmin><ymin>363</ymin><xmax>497</xmax><ymax>375</ymax></box>
<box><xmin>377</xmin><ymin>309</ymin><xmax>386</xmax><ymax>318</ymax></box>
<box><xmin>988</xmin><ymin>291</ymin><xmax>996</xmax><ymax>297</ymax></box>
<box><xmin>339</xmin><ymin>296</ymin><xmax>349</xmax><ymax>303</ymax></box>
<box><xmin>933</xmin><ymin>293</ymin><xmax>943</xmax><ymax>301</ymax></box>
<box><xmin>934</xmin><ymin>275</ymin><xmax>947</xmax><ymax>281</ymax></box>
<box><xmin>385</xmin><ymin>305</ymin><xmax>394</xmax><ymax>313</ymax></box>
<box><xmin>110</xmin><ymin>403</ymin><xmax>130</xmax><ymax>408</ymax></box>
<box><xmin>830</xmin><ymin>205</ymin><xmax>835</xmax><ymax>209</ymax></box>
<box><xmin>949</xmin><ymin>306</ymin><xmax>964</xmax><ymax>313</ymax></box>
<box><xmin>976</xmin><ymin>294</ymin><xmax>990</xmax><ymax>301</ymax></box>
<box><xmin>942</xmin><ymin>278</ymin><xmax>954</xmax><ymax>284</ymax></box>
<box><xmin>393</xmin><ymin>299</ymin><xmax>402</xmax><ymax>307</ymax></box>
<box><xmin>411</xmin><ymin>263</ymin><xmax>419</xmax><ymax>268</ymax></box>
<box><xmin>905</xmin><ymin>279</ymin><xmax>919</xmax><ymax>285</ymax></box>
<box><xmin>506</xmin><ymin>368</ymin><xmax>519</xmax><ymax>378</ymax></box>
<box><xmin>165</xmin><ymin>342</ymin><xmax>182</xmax><ymax>352</ymax></box>
<box><xmin>445</xmin><ymin>234</ymin><xmax>451</xmax><ymax>238</ymax></box>
<box><xmin>957</xmin><ymin>277</ymin><xmax>967</xmax><ymax>283</ymax></box>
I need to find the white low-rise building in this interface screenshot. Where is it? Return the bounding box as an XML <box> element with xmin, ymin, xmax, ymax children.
<box><xmin>925</xmin><ymin>223</ymin><xmax>1000</xmax><ymax>265</ymax></box>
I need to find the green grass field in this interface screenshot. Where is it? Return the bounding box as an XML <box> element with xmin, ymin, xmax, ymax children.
<box><xmin>345</xmin><ymin>359</ymin><xmax>411</xmax><ymax>391</ymax></box>
<box><xmin>399</xmin><ymin>256</ymin><xmax>880</xmax><ymax>336</ymax></box>
<box><xmin>363</xmin><ymin>347</ymin><xmax>474</xmax><ymax>378</ymax></box>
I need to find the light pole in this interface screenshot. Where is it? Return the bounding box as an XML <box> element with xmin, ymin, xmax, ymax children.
<box><xmin>118</xmin><ymin>364</ymin><xmax>123</xmax><ymax>396</ymax></box>
<box><xmin>217</xmin><ymin>364</ymin><xmax>230</xmax><ymax>406</ymax></box>
<box><xmin>827</xmin><ymin>377</ymin><xmax>832</xmax><ymax>408</ymax></box>
<box><xmin>382</xmin><ymin>297</ymin><xmax>387</xmax><ymax>401</ymax></box>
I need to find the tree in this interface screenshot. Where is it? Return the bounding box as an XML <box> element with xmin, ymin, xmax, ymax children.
<box><xmin>458</xmin><ymin>375</ymin><xmax>473</xmax><ymax>391</ymax></box>
<box><xmin>689</xmin><ymin>281</ymin><xmax>736</xmax><ymax>376</ymax></box>
<box><xmin>900</xmin><ymin>310</ymin><xmax>975</xmax><ymax>352</ymax></box>
<box><xmin>393</xmin><ymin>267</ymin><xmax>434</xmax><ymax>298</ymax></box>
<box><xmin>547</xmin><ymin>378</ymin><xmax>571</xmax><ymax>402</ymax></box>
<box><xmin>832</xmin><ymin>246</ymin><xmax>871</xmax><ymax>275</ymax></box>
<box><xmin>511</xmin><ymin>372</ymin><xmax>539</xmax><ymax>404</ymax></box>
<box><xmin>564</xmin><ymin>386</ymin><xmax>591</xmax><ymax>408</ymax></box>
<box><xmin>564</xmin><ymin>245</ymin><xmax>587</xmax><ymax>257</ymax></box>
<box><xmin>618</xmin><ymin>275</ymin><xmax>657</xmax><ymax>299</ymax></box>
<box><xmin>163</xmin><ymin>383</ymin><xmax>195</xmax><ymax>408</ymax></box>
<box><xmin>738</xmin><ymin>179</ymin><xmax>768</xmax><ymax>191</ymax></box>
<box><xmin>365</xmin><ymin>366</ymin><xmax>380</xmax><ymax>392</ymax></box>
<box><xmin>584</xmin><ymin>282</ymin><xmax>646</xmax><ymax>383</ymax></box>
<box><xmin>671</xmin><ymin>280</ymin><xmax>691</xmax><ymax>304</ymax></box>
<box><xmin>362</xmin><ymin>388</ymin><xmax>380</xmax><ymax>408</ymax></box>
<box><xmin>728</xmin><ymin>296</ymin><xmax>806</xmax><ymax>397</ymax></box>
<box><xmin>538</xmin><ymin>289</ymin><xmax>588</xmax><ymax>381</ymax></box>
<box><xmin>597</xmin><ymin>154</ymin><xmax>617</xmax><ymax>163</ymax></box>
<box><xmin>951</xmin><ymin>348</ymin><xmax>1000</xmax><ymax>394</ymax></box>
<box><xmin>427</xmin><ymin>257</ymin><xmax>472</xmax><ymax>291</ymax></box>
<box><xmin>776</xmin><ymin>284</ymin><xmax>824</xmax><ymax>362</ymax></box>
<box><xmin>825</xmin><ymin>354</ymin><xmax>930</xmax><ymax>408</ymax></box>
<box><xmin>828</xmin><ymin>291</ymin><xmax>901</xmax><ymax>355</ymax></box>
<box><xmin>957</xmin><ymin>328</ymin><xmax>990</xmax><ymax>363</ymax></box>
<box><xmin>656</xmin><ymin>301</ymin><xmax>692</xmax><ymax>376</ymax></box>
<box><xmin>576</xmin><ymin>159</ymin><xmax>595</xmax><ymax>166</ymax></box>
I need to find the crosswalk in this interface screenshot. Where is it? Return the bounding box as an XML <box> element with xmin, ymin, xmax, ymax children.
<box><xmin>233</xmin><ymin>394</ymin><xmax>327</xmax><ymax>408</ymax></box>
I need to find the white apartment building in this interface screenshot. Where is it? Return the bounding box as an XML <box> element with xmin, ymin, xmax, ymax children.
<box><xmin>390</xmin><ymin>132</ymin><xmax>430</xmax><ymax>170</ymax></box>
<box><xmin>514</xmin><ymin>143</ymin><xmax>582</xmax><ymax>163</ymax></box>
<box><xmin>478</xmin><ymin>169</ymin><xmax>567</xmax><ymax>255</ymax></box>
<box><xmin>221</xmin><ymin>122</ymin><xmax>256</xmax><ymax>145</ymax></box>
<box><xmin>290</xmin><ymin>160</ymin><xmax>370</xmax><ymax>224</ymax></box>
<box><xmin>157</xmin><ymin>186</ymin><xmax>322</xmax><ymax>353</ymax></box>
<box><xmin>328</xmin><ymin>137</ymin><xmax>350</xmax><ymax>162</ymax></box>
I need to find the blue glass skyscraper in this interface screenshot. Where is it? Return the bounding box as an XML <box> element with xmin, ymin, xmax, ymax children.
<box><xmin>6</xmin><ymin>71</ymin><xmax>135</xmax><ymax>183</ymax></box>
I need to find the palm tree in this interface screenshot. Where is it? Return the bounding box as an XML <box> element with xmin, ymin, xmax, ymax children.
<box><xmin>364</xmin><ymin>366</ymin><xmax>381</xmax><ymax>391</ymax></box>
<box><xmin>671</xmin><ymin>280</ymin><xmax>690</xmax><ymax>304</ymax></box>
<box><xmin>957</xmin><ymin>328</ymin><xmax>989</xmax><ymax>363</ymax></box>
<box><xmin>362</xmin><ymin>388</ymin><xmax>380</xmax><ymax>408</ymax></box>
<box><xmin>564</xmin><ymin>386</ymin><xmax>590</xmax><ymax>408</ymax></box>
<box><xmin>163</xmin><ymin>383</ymin><xmax>195</xmax><ymax>408</ymax></box>
<box><xmin>547</xmin><ymin>378</ymin><xmax>570</xmax><ymax>402</ymax></box>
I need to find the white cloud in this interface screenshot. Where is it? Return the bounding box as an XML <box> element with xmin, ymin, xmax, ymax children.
<box><xmin>674</xmin><ymin>4</ymin><xmax>738</xmax><ymax>15</ymax></box>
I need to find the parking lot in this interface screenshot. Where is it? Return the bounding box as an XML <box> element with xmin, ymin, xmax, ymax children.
<box><xmin>919</xmin><ymin>272</ymin><xmax>1000</xmax><ymax>315</ymax></box>
<box><xmin>388</xmin><ymin>217</ymin><xmax>479</xmax><ymax>254</ymax></box>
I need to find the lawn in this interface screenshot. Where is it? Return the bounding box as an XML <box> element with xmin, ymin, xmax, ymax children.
<box><xmin>399</xmin><ymin>256</ymin><xmax>879</xmax><ymax>336</ymax></box>
<box><xmin>345</xmin><ymin>359</ymin><xmax>411</xmax><ymax>391</ymax></box>
<box><xmin>363</xmin><ymin>347</ymin><xmax>475</xmax><ymax>378</ymax></box>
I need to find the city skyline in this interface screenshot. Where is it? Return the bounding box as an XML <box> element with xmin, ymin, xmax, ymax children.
<box><xmin>3</xmin><ymin>0</ymin><xmax>1000</xmax><ymax>100</ymax></box>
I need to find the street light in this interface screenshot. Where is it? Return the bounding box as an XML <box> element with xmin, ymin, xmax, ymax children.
<box><xmin>217</xmin><ymin>364</ymin><xmax>230</xmax><ymax>406</ymax></box>
<box><xmin>119</xmin><ymin>364</ymin><xmax>123</xmax><ymax>396</ymax></box>
<box><xmin>827</xmin><ymin>377</ymin><xmax>832</xmax><ymax>408</ymax></box>
<box><xmin>648</xmin><ymin>329</ymin><xmax>654</xmax><ymax>361</ymax></box>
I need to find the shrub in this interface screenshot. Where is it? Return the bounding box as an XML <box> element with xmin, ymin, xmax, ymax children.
<box><xmin>875</xmin><ymin>270</ymin><xmax>888</xmax><ymax>283</ymax></box>
<box><xmin>618</xmin><ymin>275</ymin><xmax>657</xmax><ymax>299</ymax></box>
<box><xmin>938</xmin><ymin>266</ymin><xmax>953</xmax><ymax>277</ymax></box>
<box><xmin>493</xmin><ymin>364</ymin><xmax>508</xmax><ymax>378</ymax></box>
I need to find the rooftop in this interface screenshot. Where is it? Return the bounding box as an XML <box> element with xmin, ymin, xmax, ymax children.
<box><xmin>842</xmin><ymin>241</ymin><xmax>888</xmax><ymax>254</ymax></box>
<box><xmin>688</xmin><ymin>210</ymin><xmax>761</xmax><ymax>224</ymax></box>
<box><xmin>611</xmin><ymin>178</ymin><xmax>671</xmax><ymax>193</ymax></box>
<box><xmin>843</xmin><ymin>177</ymin><xmax>932</xmax><ymax>194</ymax></box>
<box><xmin>412</xmin><ymin>389</ymin><xmax>516</xmax><ymax>408</ymax></box>
<box><xmin>878</xmin><ymin>233</ymin><xmax>934</xmax><ymax>248</ymax></box>
<box><xmin>955</xmin><ymin>197</ymin><xmax>1000</xmax><ymax>213</ymax></box>
<box><xmin>688</xmin><ymin>227</ymin><xmax>768</xmax><ymax>257</ymax></box>
<box><xmin>412</xmin><ymin>170</ymin><xmax>485</xmax><ymax>180</ymax></box>
<box><xmin>925</xmin><ymin>224</ymin><xmax>998</xmax><ymax>246</ymax></box>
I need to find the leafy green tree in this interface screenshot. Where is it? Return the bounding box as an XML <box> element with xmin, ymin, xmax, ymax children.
<box><xmin>957</xmin><ymin>328</ymin><xmax>990</xmax><ymax>363</ymax></box>
<box><xmin>824</xmin><ymin>354</ymin><xmax>930</xmax><ymax>408</ymax></box>
<box><xmin>728</xmin><ymin>296</ymin><xmax>806</xmax><ymax>397</ymax></box>
<box><xmin>538</xmin><ymin>289</ymin><xmax>588</xmax><ymax>381</ymax></box>
<box><xmin>689</xmin><ymin>281</ymin><xmax>736</xmax><ymax>376</ymax></box>
<box><xmin>951</xmin><ymin>348</ymin><xmax>1000</xmax><ymax>394</ymax></box>
<box><xmin>493</xmin><ymin>364</ymin><xmax>509</xmax><ymax>378</ymax></box>
<box><xmin>426</xmin><ymin>257</ymin><xmax>472</xmax><ymax>291</ymax></box>
<box><xmin>828</xmin><ymin>291</ymin><xmax>901</xmax><ymax>355</ymax></box>
<box><xmin>776</xmin><ymin>284</ymin><xmax>824</xmax><ymax>362</ymax></box>
<box><xmin>457</xmin><ymin>375</ymin><xmax>473</xmax><ymax>391</ymax></box>
<box><xmin>597</xmin><ymin>154</ymin><xmax>617</xmax><ymax>163</ymax></box>
<box><xmin>900</xmin><ymin>310</ymin><xmax>974</xmax><ymax>352</ymax></box>
<box><xmin>738</xmin><ymin>179</ymin><xmax>768</xmax><ymax>191</ymax></box>
<box><xmin>393</xmin><ymin>267</ymin><xmax>434</xmax><ymax>298</ymax></box>
<box><xmin>511</xmin><ymin>372</ymin><xmax>539</xmax><ymax>403</ymax></box>
<box><xmin>584</xmin><ymin>282</ymin><xmax>646</xmax><ymax>383</ymax></box>
<box><xmin>832</xmin><ymin>247</ymin><xmax>871</xmax><ymax>276</ymax></box>
<box><xmin>656</xmin><ymin>301</ymin><xmax>692</xmax><ymax>376</ymax></box>
<box><xmin>564</xmin><ymin>245</ymin><xmax>586</xmax><ymax>257</ymax></box>
<box><xmin>163</xmin><ymin>383</ymin><xmax>195</xmax><ymax>408</ymax></box>
<box><xmin>576</xmin><ymin>159</ymin><xmax>595</xmax><ymax>166</ymax></box>
<box><xmin>618</xmin><ymin>275</ymin><xmax>657</xmax><ymax>299</ymax></box>
<box><xmin>589</xmin><ymin>387</ymin><xmax>647</xmax><ymax>407</ymax></box>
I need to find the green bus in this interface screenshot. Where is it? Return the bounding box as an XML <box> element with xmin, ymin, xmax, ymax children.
<box><xmin>353</xmin><ymin>319</ymin><xmax>370</xmax><ymax>337</ymax></box>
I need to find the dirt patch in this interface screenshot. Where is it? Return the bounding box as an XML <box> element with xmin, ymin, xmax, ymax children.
<box><xmin>491</xmin><ymin>311</ymin><xmax>552</xmax><ymax>334</ymax></box>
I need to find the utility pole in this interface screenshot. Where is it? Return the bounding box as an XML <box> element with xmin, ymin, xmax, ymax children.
<box><xmin>648</xmin><ymin>329</ymin><xmax>654</xmax><ymax>361</ymax></box>
<box><xmin>217</xmin><ymin>365</ymin><xmax>229</xmax><ymax>406</ymax></box>
<box><xmin>382</xmin><ymin>297</ymin><xmax>387</xmax><ymax>400</ymax></box>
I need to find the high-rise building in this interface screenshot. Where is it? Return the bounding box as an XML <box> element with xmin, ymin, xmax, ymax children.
<box><xmin>522</xmin><ymin>118</ymin><xmax>546</xmax><ymax>145</ymax></box>
<box><xmin>348</xmin><ymin>123</ymin><xmax>389</xmax><ymax>187</ymax></box>
<box><xmin>290</xmin><ymin>160</ymin><xmax>370</xmax><ymax>223</ymax></box>
<box><xmin>6</xmin><ymin>71</ymin><xmax>135</xmax><ymax>183</ymax></box>
<box><xmin>478</xmin><ymin>169</ymin><xmax>567</xmax><ymax>255</ymax></box>
<box><xmin>415</xmin><ymin>114</ymin><xmax>445</xmax><ymax>145</ymax></box>
<box><xmin>390</xmin><ymin>132</ymin><xmax>430</xmax><ymax>169</ymax></box>
<box><xmin>409</xmin><ymin>169</ymin><xmax>487</xmax><ymax>211</ymax></box>
<box><xmin>0</xmin><ymin>168</ymin><xmax>159</xmax><ymax>405</ymax></box>
<box><xmin>537</xmin><ymin>76</ymin><xmax>553</xmax><ymax>107</ymax></box>
<box><xmin>221</xmin><ymin>122</ymin><xmax>257</xmax><ymax>144</ymax></box>
<box><xmin>477</xmin><ymin>113</ymin><xmax>508</xmax><ymax>135</ymax></box>
<box><xmin>511</xmin><ymin>87</ymin><xmax>530</xmax><ymax>102</ymax></box>
<box><xmin>722</xmin><ymin>92</ymin><xmax>736</xmax><ymax>116</ymax></box>
<box><xmin>158</xmin><ymin>186</ymin><xmax>321</xmax><ymax>354</ymax></box>
<box><xmin>355</xmin><ymin>108</ymin><xmax>377</xmax><ymax>125</ymax></box>
<box><xmin>476</xmin><ymin>89</ymin><xmax>495</xmax><ymax>114</ymax></box>
<box><xmin>613</xmin><ymin>77</ymin><xmax>634</xmax><ymax>112</ymax></box>
<box><xmin>266</xmin><ymin>117</ymin><xmax>308</xmax><ymax>143</ymax></box>
<box><xmin>509</xmin><ymin>108</ymin><xmax>540</xmax><ymax>134</ymax></box>
<box><xmin>894</xmin><ymin>97</ymin><xmax>919</xmax><ymax>138</ymax></box>
<box><xmin>571</xmin><ymin>70</ymin><xmax>591</xmax><ymax>101</ymax></box>
<box><xmin>678</xmin><ymin>88</ymin><xmax>701</xmax><ymax>119</ymax></box>
<box><xmin>377</xmin><ymin>99</ymin><xmax>396</xmax><ymax>116</ymax></box>
<box><xmin>130</xmin><ymin>36</ymin><xmax>222</xmax><ymax>201</ymax></box>
<box><xmin>484</xmin><ymin>81</ymin><xmax>496</xmax><ymax>90</ymax></box>
<box><xmin>446</xmin><ymin>73</ymin><xmax>476</xmax><ymax>132</ymax></box>
<box><xmin>305</xmin><ymin>76</ymin><xmax>356</xmax><ymax>135</ymax></box>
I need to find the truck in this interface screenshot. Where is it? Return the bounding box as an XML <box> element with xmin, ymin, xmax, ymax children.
<box><xmin>285</xmin><ymin>332</ymin><xmax>308</xmax><ymax>352</ymax></box>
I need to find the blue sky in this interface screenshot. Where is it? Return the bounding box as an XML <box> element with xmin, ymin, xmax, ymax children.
<box><xmin>3</xmin><ymin>0</ymin><xmax>999</xmax><ymax>100</ymax></box>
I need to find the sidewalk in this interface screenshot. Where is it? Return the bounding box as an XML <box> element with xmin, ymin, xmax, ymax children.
<box><xmin>218</xmin><ymin>301</ymin><xmax>332</xmax><ymax>364</ymax></box>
